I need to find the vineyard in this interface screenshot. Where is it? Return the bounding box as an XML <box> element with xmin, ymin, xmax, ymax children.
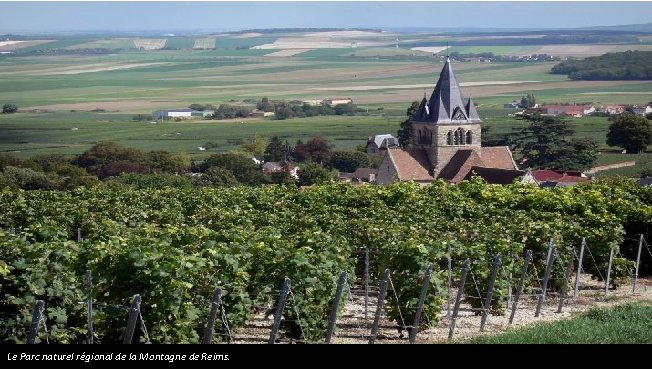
<box><xmin>0</xmin><ymin>178</ymin><xmax>651</xmax><ymax>343</ymax></box>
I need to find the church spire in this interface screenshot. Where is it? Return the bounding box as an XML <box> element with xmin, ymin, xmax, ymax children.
<box><xmin>414</xmin><ymin>57</ymin><xmax>477</xmax><ymax>124</ymax></box>
<box><xmin>466</xmin><ymin>97</ymin><xmax>481</xmax><ymax>122</ymax></box>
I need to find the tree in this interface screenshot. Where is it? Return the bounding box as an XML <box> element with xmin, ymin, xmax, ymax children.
<box><xmin>241</xmin><ymin>134</ymin><xmax>267</xmax><ymax>158</ymax></box>
<box><xmin>329</xmin><ymin>151</ymin><xmax>371</xmax><ymax>172</ymax></box>
<box><xmin>513</xmin><ymin>114</ymin><xmax>597</xmax><ymax>170</ymax></box>
<box><xmin>193</xmin><ymin>167</ymin><xmax>239</xmax><ymax>187</ymax></box>
<box><xmin>0</xmin><ymin>154</ymin><xmax>22</xmax><ymax>171</ymax></box>
<box><xmin>2</xmin><ymin>104</ymin><xmax>18</xmax><ymax>114</ymax></box>
<box><xmin>550</xmin><ymin>138</ymin><xmax>598</xmax><ymax>171</ymax></box>
<box><xmin>264</xmin><ymin>136</ymin><xmax>289</xmax><ymax>162</ymax></box>
<box><xmin>199</xmin><ymin>151</ymin><xmax>266</xmax><ymax>185</ymax></box>
<box><xmin>297</xmin><ymin>161</ymin><xmax>334</xmax><ymax>186</ymax></box>
<box><xmin>527</xmin><ymin>93</ymin><xmax>536</xmax><ymax>108</ymax></box>
<box><xmin>293</xmin><ymin>137</ymin><xmax>333</xmax><ymax>164</ymax></box>
<box><xmin>148</xmin><ymin>151</ymin><xmax>191</xmax><ymax>173</ymax></box>
<box><xmin>519</xmin><ymin>93</ymin><xmax>536</xmax><ymax>108</ymax></box>
<box><xmin>606</xmin><ymin>113</ymin><xmax>652</xmax><ymax>153</ymax></box>
<box><xmin>257</xmin><ymin>97</ymin><xmax>274</xmax><ymax>112</ymax></box>
<box><xmin>334</xmin><ymin>102</ymin><xmax>357</xmax><ymax>115</ymax></box>
<box><xmin>397</xmin><ymin>101</ymin><xmax>419</xmax><ymax>148</ymax></box>
<box><xmin>74</xmin><ymin>141</ymin><xmax>148</xmax><ymax>176</ymax></box>
<box><xmin>97</xmin><ymin>160</ymin><xmax>147</xmax><ymax>179</ymax></box>
<box><xmin>0</xmin><ymin>166</ymin><xmax>59</xmax><ymax>190</ymax></box>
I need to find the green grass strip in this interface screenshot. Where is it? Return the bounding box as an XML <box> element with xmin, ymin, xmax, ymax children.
<box><xmin>471</xmin><ymin>303</ymin><xmax>652</xmax><ymax>344</ymax></box>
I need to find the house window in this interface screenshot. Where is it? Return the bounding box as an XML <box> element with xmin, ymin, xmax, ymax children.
<box><xmin>466</xmin><ymin>130</ymin><xmax>472</xmax><ymax>144</ymax></box>
<box><xmin>447</xmin><ymin>131</ymin><xmax>453</xmax><ymax>145</ymax></box>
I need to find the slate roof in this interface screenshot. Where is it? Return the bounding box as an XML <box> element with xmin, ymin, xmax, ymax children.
<box><xmin>413</xmin><ymin>58</ymin><xmax>482</xmax><ymax>124</ymax></box>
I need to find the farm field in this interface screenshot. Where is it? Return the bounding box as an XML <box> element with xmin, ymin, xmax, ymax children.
<box><xmin>0</xmin><ymin>30</ymin><xmax>651</xmax><ymax>165</ymax></box>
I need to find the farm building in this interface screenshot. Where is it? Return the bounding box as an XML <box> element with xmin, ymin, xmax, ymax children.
<box><xmin>153</xmin><ymin>109</ymin><xmax>214</xmax><ymax>119</ymax></box>
<box><xmin>376</xmin><ymin>57</ymin><xmax>519</xmax><ymax>185</ymax></box>
<box><xmin>303</xmin><ymin>99</ymin><xmax>323</xmax><ymax>106</ymax></box>
<box><xmin>323</xmin><ymin>98</ymin><xmax>353</xmax><ymax>106</ymax></box>
<box><xmin>250</xmin><ymin>110</ymin><xmax>275</xmax><ymax>118</ymax></box>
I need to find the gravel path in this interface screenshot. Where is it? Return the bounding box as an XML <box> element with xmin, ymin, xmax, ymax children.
<box><xmin>232</xmin><ymin>275</ymin><xmax>652</xmax><ymax>344</ymax></box>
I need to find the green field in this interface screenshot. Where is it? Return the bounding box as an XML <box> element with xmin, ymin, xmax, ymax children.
<box><xmin>1</xmin><ymin>31</ymin><xmax>651</xmax><ymax>168</ymax></box>
<box><xmin>0</xmin><ymin>113</ymin><xmax>402</xmax><ymax>159</ymax></box>
<box><xmin>470</xmin><ymin>303</ymin><xmax>652</xmax><ymax>344</ymax></box>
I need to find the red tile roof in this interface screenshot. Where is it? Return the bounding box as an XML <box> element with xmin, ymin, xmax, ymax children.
<box><xmin>387</xmin><ymin>148</ymin><xmax>434</xmax><ymax>182</ymax></box>
<box><xmin>530</xmin><ymin>169</ymin><xmax>585</xmax><ymax>182</ymax></box>
<box><xmin>387</xmin><ymin>146</ymin><xmax>518</xmax><ymax>184</ymax></box>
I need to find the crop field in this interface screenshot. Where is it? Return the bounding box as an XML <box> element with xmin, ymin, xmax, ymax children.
<box><xmin>133</xmin><ymin>38</ymin><xmax>167</xmax><ymax>50</ymax></box>
<box><xmin>0</xmin><ymin>113</ymin><xmax>403</xmax><ymax>159</ymax></box>
<box><xmin>193</xmin><ymin>38</ymin><xmax>216</xmax><ymax>49</ymax></box>
<box><xmin>62</xmin><ymin>38</ymin><xmax>135</xmax><ymax>50</ymax></box>
<box><xmin>0</xmin><ymin>30</ymin><xmax>651</xmax><ymax>164</ymax></box>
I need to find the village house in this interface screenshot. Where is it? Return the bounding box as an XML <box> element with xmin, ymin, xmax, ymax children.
<box><xmin>376</xmin><ymin>57</ymin><xmax>519</xmax><ymax>185</ymax></box>
<box><xmin>339</xmin><ymin>168</ymin><xmax>378</xmax><ymax>184</ymax></box>
<box><xmin>262</xmin><ymin>161</ymin><xmax>299</xmax><ymax>179</ymax></box>
<box><xmin>366</xmin><ymin>134</ymin><xmax>399</xmax><ymax>154</ymax></box>
<box><xmin>543</xmin><ymin>104</ymin><xmax>594</xmax><ymax>117</ymax></box>
<box><xmin>521</xmin><ymin>169</ymin><xmax>590</xmax><ymax>187</ymax></box>
<box><xmin>601</xmin><ymin>105</ymin><xmax>625</xmax><ymax>115</ymax></box>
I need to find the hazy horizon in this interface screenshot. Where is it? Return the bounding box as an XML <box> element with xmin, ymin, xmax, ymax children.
<box><xmin>1</xmin><ymin>1</ymin><xmax>651</xmax><ymax>34</ymax></box>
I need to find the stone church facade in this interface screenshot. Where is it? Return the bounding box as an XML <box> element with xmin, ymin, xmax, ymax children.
<box><xmin>377</xmin><ymin>58</ymin><xmax>518</xmax><ymax>184</ymax></box>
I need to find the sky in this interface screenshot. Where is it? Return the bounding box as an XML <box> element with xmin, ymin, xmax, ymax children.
<box><xmin>0</xmin><ymin>1</ymin><xmax>651</xmax><ymax>33</ymax></box>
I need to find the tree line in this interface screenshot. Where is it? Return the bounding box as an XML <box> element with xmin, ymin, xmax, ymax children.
<box><xmin>551</xmin><ymin>51</ymin><xmax>652</xmax><ymax>80</ymax></box>
<box><xmin>0</xmin><ymin>135</ymin><xmax>379</xmax><ymax>191</ymax></box>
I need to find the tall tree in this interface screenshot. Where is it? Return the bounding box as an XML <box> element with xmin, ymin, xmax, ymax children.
<box><xmin>293</xmin><ymin>137</ymin><xmax>333</xmax><ymax>165</ymax></box>
<box><xmin>606</xmin><ymin>112</ymin><xmax>652</xmax><ymax>153</ymax></box>
<box><xmin>397</xmin><ymin>101</ymin><xmax>419</xmax><ymax>148</ymax></box>
<box><xmin>264</xmin><ymin>136</ymin><xmax>289</xmax><ymax>162</ymax></box>
<box><xmin>297</xmin><ymin>161</ymin><xmax>334</xmax><ymax>186</ymax></box>
<box><xmin>241</xmin><ymin>134</ymin><xmax>267</xmax><ymax>158</ymax></box>
<box><xmin>329</xmin><ymin>151</ymin><xmax>371</xmax><ymax>172</ymax></box>
<box><xmin>527</xmin><ymin>93</ymin><xmax>536</xmax><ymax>108</ymax></box>
<box><xmin>513</xmin><ymin>114</ymin><xmax>597</xmax><ymax>170</ymax></box>
<box><xmin>74</xmin><ymin>141</ymin><xmax>148</xmax><ymax>176</ymax></box>
<box><xmin>200</xmin><ymin>151</ymin><xmax>267</xmax><ymax>185</ymax></box>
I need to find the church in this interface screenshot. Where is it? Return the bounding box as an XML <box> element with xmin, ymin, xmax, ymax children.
<box><xmin>376</xmin><ymin>58</ymin><xmax>519</xmax><ymax>184</ymax></box>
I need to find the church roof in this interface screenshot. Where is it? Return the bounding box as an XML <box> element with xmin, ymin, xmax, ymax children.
<box><xmin>386</xmin><ymin>148</ymin><xmax>434</xmax><ymax>182</ymax></box>
<box><xmin>463</xmin><ymin>166</ymin><xmax>526</xmax><ymax>184</ymax></box>
<box><xmin>385</xmin><ymin>146</ymin><xmax>518</xmax><ymax>184</ymax></box>
<box><xmin>413</xmin><ymin>58</ymin><xmax>482</xmax><ymax>124</ymax></box>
